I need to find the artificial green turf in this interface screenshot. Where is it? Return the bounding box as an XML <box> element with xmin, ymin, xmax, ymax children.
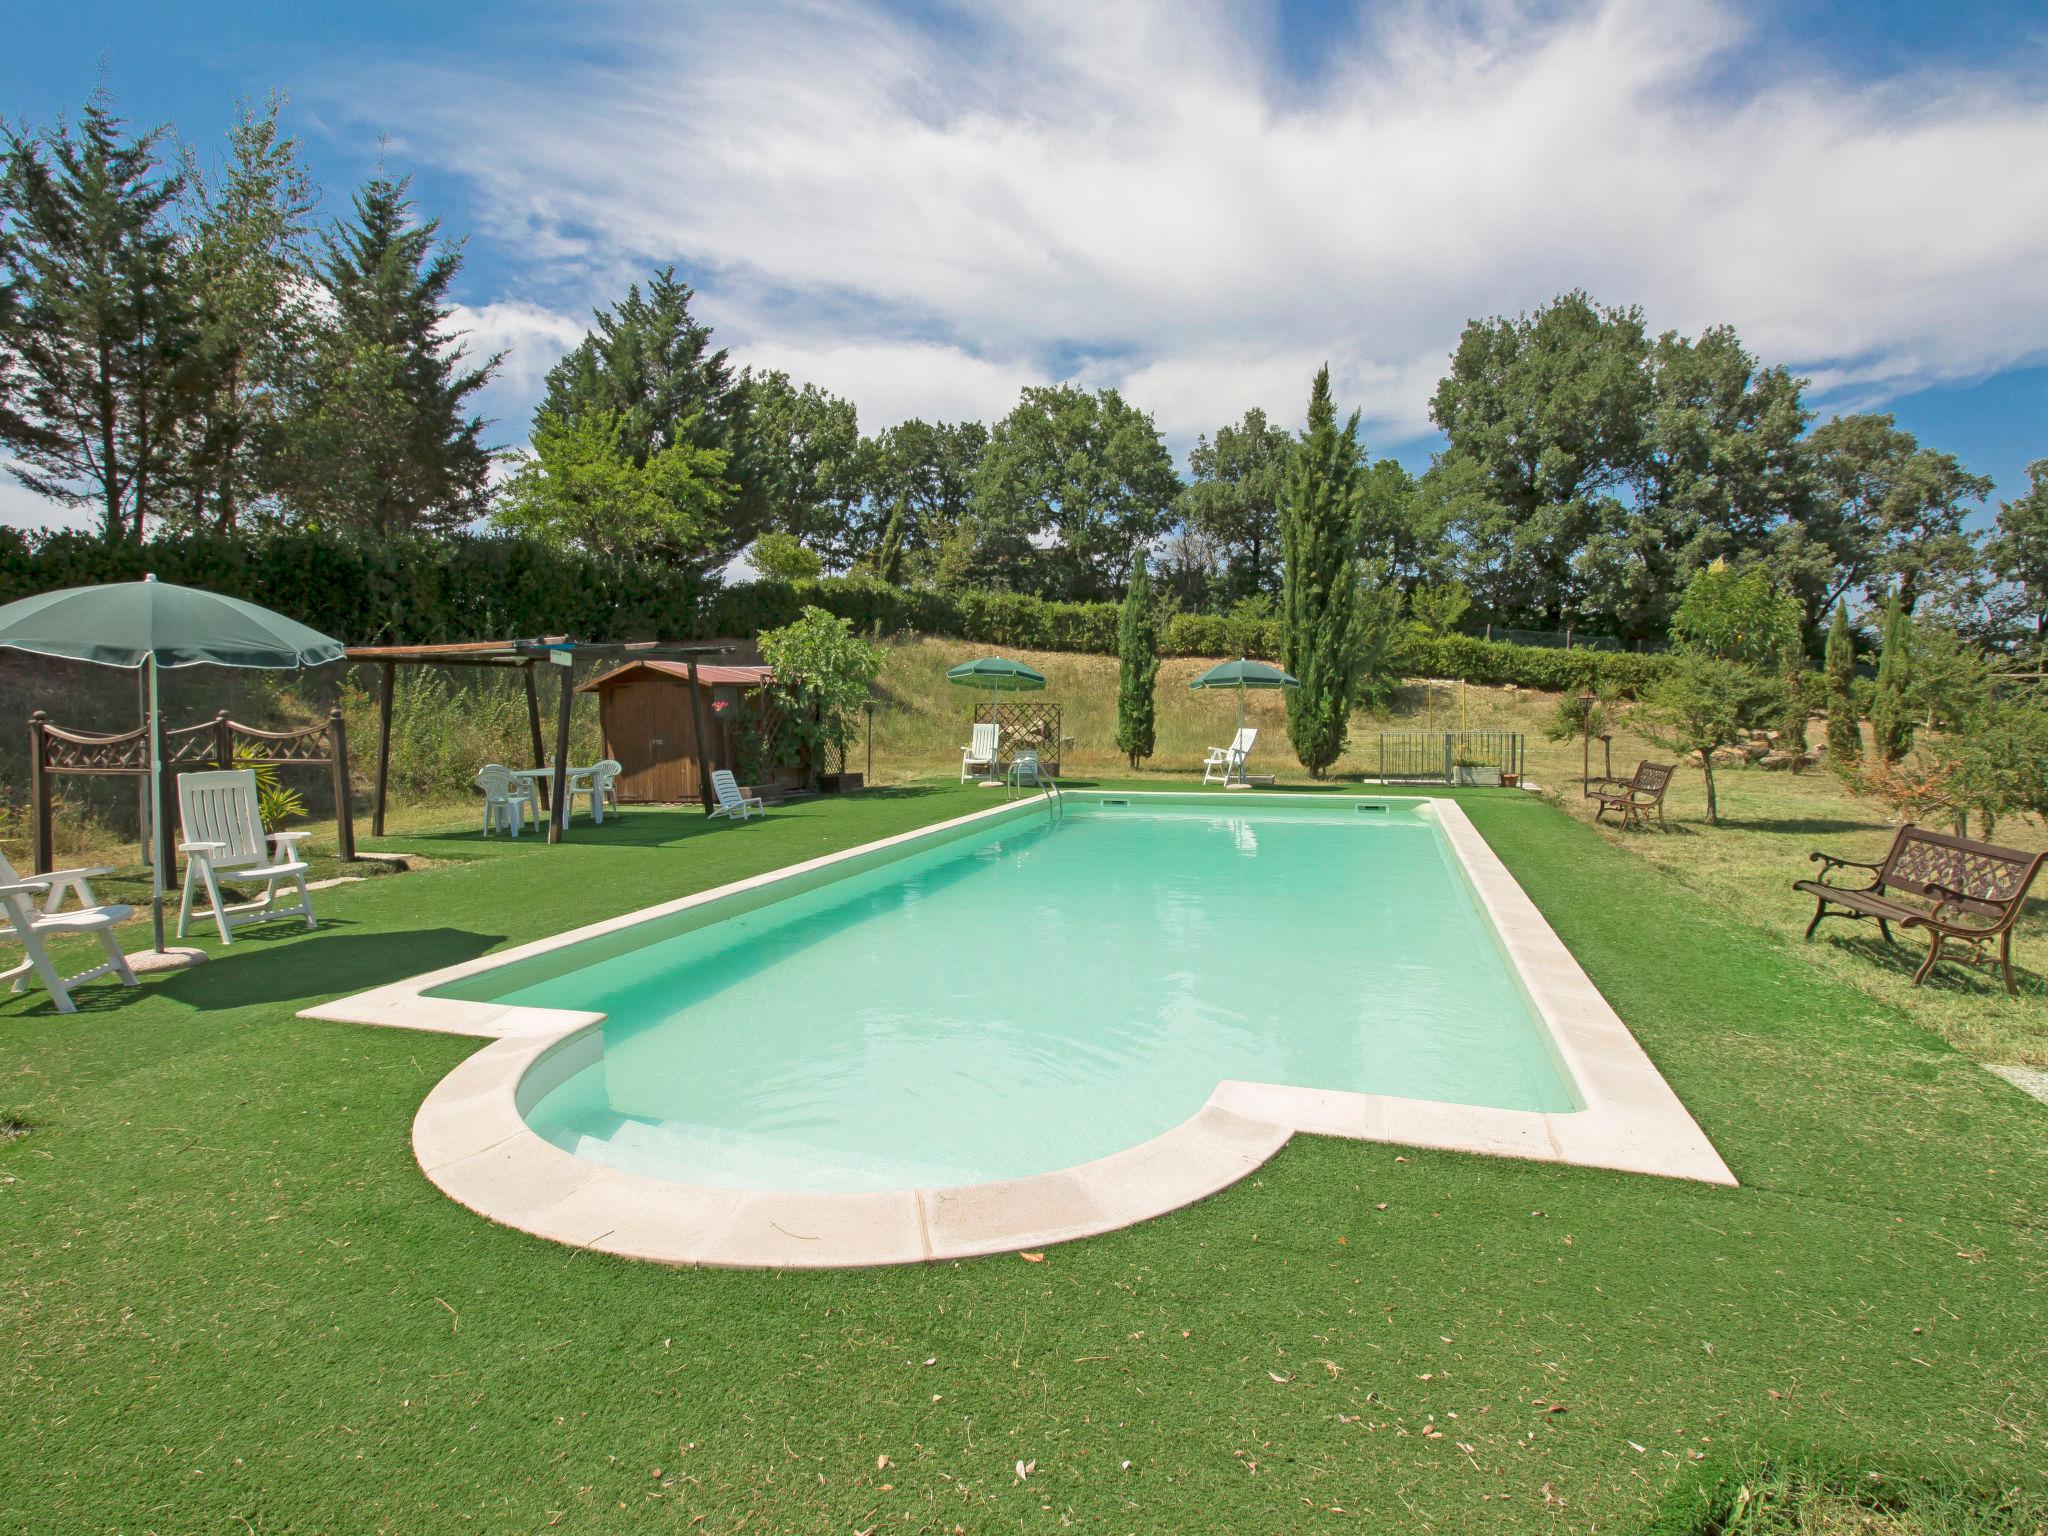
<box><xmin>3</xmin><ymin>784</ymin><xmax>2045</xmax><ymax>1533</ymax></box>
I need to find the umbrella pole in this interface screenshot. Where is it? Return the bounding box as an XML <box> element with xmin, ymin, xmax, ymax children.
<box><xmin>148</xmin><ymin>655</ymin><xmax>166</xmax><ymax>953</ymax></box>
<box><xmin>1235</xmin><ymin>684</ymin><xmax>1246</xmax><ymax>786</ymax></box>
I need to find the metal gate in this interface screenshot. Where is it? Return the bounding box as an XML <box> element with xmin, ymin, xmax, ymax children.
<box><xmin>1376</xmin><ymin>730</ymin><xmax>1524</xmax><ymax>785</ymax></box>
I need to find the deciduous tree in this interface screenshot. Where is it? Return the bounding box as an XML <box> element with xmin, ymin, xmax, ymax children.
<box><xmin>1179</xmin><ymin>407</ymin><xmax>1290</xmax><ymax>601</ymax></box>
<box><xmin>972</xmin><ymin>384</ymin><xmax>1179</xmax><ymax>601</ymax></box>
<box><xmin>493</xmin><ymin>409</ymin><xmax>730</xmax><ymax>563</ymax></box>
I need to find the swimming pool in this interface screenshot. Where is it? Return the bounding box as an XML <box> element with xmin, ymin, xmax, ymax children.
<box><xmin>456</xmin><ymin>797</ymin><xmax>1576</xmax><ymax>1192</ymax></box>
<box><xmin>309</xmin><ymin>791</ymin><xmax>1733</xmax><ymax>1267</ymax></box>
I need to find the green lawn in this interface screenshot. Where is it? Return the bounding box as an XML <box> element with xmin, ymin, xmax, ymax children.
<box><xmin>3</xmin><ymin>784</ymin><xmax>2045</xmax><ymax>1533</ymax></box>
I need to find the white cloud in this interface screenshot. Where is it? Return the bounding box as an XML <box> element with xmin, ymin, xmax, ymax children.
<box><xmin>0</xmin><ymin>471</ymin><xmax>92</xmax><ymax>535</ymax></box>
<box><xmin>735</xmin><ymin>336</ymin><xmax>1041</xmax><ymax>433</ymax></box>
<box><xmin>341</xmin><ymin>0</ymin><xmax>2048</xmax><ymax>448</ymax></box>
<box><xmin>443</xmin><ymin>300</ymin><xmax>588</xmax><ymax>442</ymax></box>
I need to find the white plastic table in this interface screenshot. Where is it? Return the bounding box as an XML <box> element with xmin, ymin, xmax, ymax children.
<box><xmin>510</xmin><ymin>765</ymin><xmax>605</xmax><ymax>825</ymax></box>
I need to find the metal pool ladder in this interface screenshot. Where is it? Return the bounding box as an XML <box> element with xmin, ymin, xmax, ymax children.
<box><xmin>1007</xmin><ymin>753</ymin><xmax>1062</xmax><ymax>822</ymax></box>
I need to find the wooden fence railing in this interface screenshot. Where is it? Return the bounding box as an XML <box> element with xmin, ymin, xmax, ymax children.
<box><xmin>28</xmin><ymin>708</ymin><xmax>354</xmax><ymax>873</ymax></box>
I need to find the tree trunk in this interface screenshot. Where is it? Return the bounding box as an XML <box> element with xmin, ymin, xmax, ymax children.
<box><xmin>1702</xmin><ymin>757</ymin><xmax>1718</xmax><ymax>825</ymax></box>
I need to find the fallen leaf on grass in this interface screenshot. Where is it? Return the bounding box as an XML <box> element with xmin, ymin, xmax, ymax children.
<box><xmin>1017</xmin><ymin>1251</ymin><xmax>1045</xmax><ymax>1263</ymax></box>
<box><xmin>1268</xmin><ymin>1370</ymin><xmax>1294</xmax><ymax>1383</ymax></box>
<box><xmin>876</xmin><ymin>1454</ymin><xmax>890</xmax><ymax>1470</ymax></box>
<box><xmin>1015</xmin><ymin>1459</ymin><xmax>1036</xmax><ymax>1481</ymax></box>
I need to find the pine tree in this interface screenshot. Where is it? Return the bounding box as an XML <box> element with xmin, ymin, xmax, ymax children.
<box><xmin>1115</xmin><ymin>551</ymin><xmax>1160</xmax><ymax>769</ymax></box>
<box><xmin>0</xmin><ymin>90</ymin><xmax>199</xmax><ymax>541</ymax></box>
<box><xmin>265</xmin><ymin>176</ymin><xmax>497</xmax><ymax>533</ymax></box>
<box><xmin>1279</xmin><ymin>366</ymin><xmax>1364</xmax><ymax>777</ymax></box>
<box><xmin>1870</xmin><ymin>595</ymin><xmax>1913</xmax><ymax>764</ymax></box>
<box><xmin>1824</xmin><ymin>601</ymin><xmax>1860</xmax><ymax>765</ymax></box>
<box><xmin>172</xmin><ymin>96</ymin><xmax>317</xmax><ymax>530</ymax></box>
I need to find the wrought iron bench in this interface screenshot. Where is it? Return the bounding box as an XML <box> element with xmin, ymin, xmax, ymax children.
<box><xmin>1588</xmin><ymin>760</ymin><xmax>1674</xmax><ymax>829</ymax></box>
<box><xmin>1794</xmin><ymin>824</ymin><xmax>2045</xmax><ymax>994</ymax></box>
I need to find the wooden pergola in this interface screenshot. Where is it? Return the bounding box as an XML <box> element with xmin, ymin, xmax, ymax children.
<box><xmin>346</xmin><ymin>638</ymin><xmax>731</xmax><ymax>842</ymax></box>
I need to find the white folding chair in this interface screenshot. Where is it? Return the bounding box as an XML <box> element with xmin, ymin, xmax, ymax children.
<box><xmin>0</xmin><ymin>852</ymin><xmax>136</xmax><ymax>1013</ymax></box>
<box><xmin>176</xmin><ymin>769</ymin><xmax>317</xmax><ymax>945</ymax></box>
<box><xmin>475</xmin><ymin>764</ymin><xmax>540</xmax><ymax>837</ymax></box>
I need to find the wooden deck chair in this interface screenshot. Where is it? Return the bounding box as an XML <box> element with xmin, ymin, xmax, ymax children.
<box><xmin>708</xmin><ymin>769</ymin><xmax>765</xmax><ymax>821</ymax></box>
<box><xmin>1202</xmin><ymin>727</ymin><xmax>1258</xmax><ymax>785</ymax></box>
<box><xmin>0</xmin><ymin>854</ymin><xmax>137</xmax><ymax>1013</ymax></box>
<box><xmin>960</xmin><ymin>721</ymin><xmax>1001</xmax><ymax>782</ymax></box>
<box><xmin>176</xmin><ymin>770</ymin><xmax>317</xmax><ymax>945</ymax></box>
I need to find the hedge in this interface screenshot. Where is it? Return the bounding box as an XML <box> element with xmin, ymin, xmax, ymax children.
<box><xmin>0</xmin><ymin>527</ymin><xmax>712</xmax><ymax>645</ymax></box>
<box><xmin>0</xmin><ymin>528</ymin><xmax>1673</xmax><ymax>696</ymax></box>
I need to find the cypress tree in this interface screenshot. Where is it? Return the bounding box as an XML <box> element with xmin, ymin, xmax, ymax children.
<box><xmin>1777</xmin><ymin>642</ymin><xmax>1809</xmax><ymax>769</ymax></box>
<box><xmin>1115</xmin><ymin>551</ymin><xmax>1160</xmax><ymax>769</ymax></box>
<box><xmin>1870</xmin><ymin>595</ymin><xmax>1913</xmax><ymax>763</ymax></box>
<box><xmin>1279</xmin><ymin>366</ymin><xmax>1364</xmax><ymax>777</ymax></box>
<box><xmin>1824</xmin><ymin>601</ymin><xmax>1860</xmax><ymax>765</ymax></box>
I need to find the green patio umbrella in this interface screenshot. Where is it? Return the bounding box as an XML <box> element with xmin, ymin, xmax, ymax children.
<box><xmin>946</xmin><ymin>656</ymin><xmax>1047</xmax><ymax>783</ymax></box>
<box><xmin>0</xmin><ymin>575</ymin><xmax>346</xmax><ymax>953</ymax></box>
<box><xmin>1187</xmin><ymin>657</ymin><xmax>1300</xmax><ymax>785</ymax></box>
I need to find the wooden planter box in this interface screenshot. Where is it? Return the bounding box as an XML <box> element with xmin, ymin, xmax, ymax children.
<box><xmin>818</xmin><ymin>772</ymin><xmax>864</xmax><ymax>794</ymax></box>
<box><xmin>1452</xmin><ymin>766</ymin><xmax>1503</xmax><ymax>787</ymax></box>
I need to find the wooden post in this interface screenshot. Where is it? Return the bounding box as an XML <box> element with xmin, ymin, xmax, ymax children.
<box><xmin>549</xmin><ymin>654</ymin><xmax>574</xmax><ymax>842</ymax></box>
<box><xmin>522</xmin><ymin>663</ymin><xmax>549</xmax><ymax>811</ymax></box>
<box><xmin>686</xmin><ymin>657</ymin><xmax>716</xmax><ymax>814</ymax></box>
<box><xmin>373</xmin><ymin>661</ymin><xmax>395</xmax><ymax>837</ymax></box>
<box><xmin>213</xmin><ymin>710</ymin><xmax>234</xmax><ymax>769</ymax></box>
<box><xmin>328</xmin><ymin>707</ymin><xmax>356</xmax><ymax>860</ymax></box>
<box><xmin>28</xmin><ymin>712</ymin><xmax>51</xmax><ymax>875</ymax></box>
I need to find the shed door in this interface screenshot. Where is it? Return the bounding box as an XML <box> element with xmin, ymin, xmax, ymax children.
<box><xmin>610</xmin><ymin>678</ymin><xmax>701</xmax><ymax>803</ymax></box>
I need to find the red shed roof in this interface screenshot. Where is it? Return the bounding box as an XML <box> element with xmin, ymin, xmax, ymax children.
<box><xmin>576</xmin><ymin>659</ymin><xmax>773</xmax><ymax>693</ymax></box>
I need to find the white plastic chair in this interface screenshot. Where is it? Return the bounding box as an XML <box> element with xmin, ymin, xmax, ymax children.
<box><xmin>0</xmin><ymin>850</ymin><xmax>137</xmax><ymax>1013</ymax></box>
<box><xmin>569</xmin><ymin>759</ymin><xmax>623</xmax><ymax>824</ymax></box>
<box><xmin>176</xmin><ymin>769</ymin><xmax>317</xmax><ymax>945</ymax></box>
<box><xmin>708</xmin><ymin>769</ymin><xmax>765</xmax><ymax>821</ymax></box>
<box><xmin>1202</xmin><ymin>727</ymin><xmax>1258</xmax><ymax>785</ymax></box>
<box><xmin>960</xmin><ymin>721</ymin><xmax>1001</xmax><ymax>782</ymax></box>
<box><xmin>475</xmin><ymin>764</ymin><xmax>540</xmax><ymax>837</ymax></box>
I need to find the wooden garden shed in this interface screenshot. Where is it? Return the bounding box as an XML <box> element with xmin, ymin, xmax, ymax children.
<box><xmin>577</xmin><ymin>660</ymin><xmax>774</xmax><ymax>804</ymax></box>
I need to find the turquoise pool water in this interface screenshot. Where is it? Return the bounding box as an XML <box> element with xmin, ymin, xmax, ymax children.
<box><xmin>461</xmin><ymin>796</ymin><xmax>1579</xmax><ymax>1193</ymax></box>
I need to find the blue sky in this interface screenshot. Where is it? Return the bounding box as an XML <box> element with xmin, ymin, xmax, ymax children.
<box><xmin>5</xmin><ymin>0</ymin><xmax>2047</xmax><ymax>530</ymax></box>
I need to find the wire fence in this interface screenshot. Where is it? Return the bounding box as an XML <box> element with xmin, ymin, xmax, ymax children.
<box><xmin>1376</xmin><ymin>730</ymin><xmax>1526</xmax><ymax>785</ymax></box>
<box><xmin>1466</xmin><ymin>625</ymin><xmax>1665</xmax><ymax>653</ymax></box>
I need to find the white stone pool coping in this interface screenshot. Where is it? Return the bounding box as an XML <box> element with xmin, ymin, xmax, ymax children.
<box><xmin>301</xmin><ymin>790</ymin><xmax>1735</xmax><ymax>1269</ymax></box>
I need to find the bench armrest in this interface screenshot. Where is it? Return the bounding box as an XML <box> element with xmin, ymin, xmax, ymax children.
<box><xmin>1806</xmin><ymin>851</ymin><xmax>1883</xmax><ymax>889</ymax></box>
<box><xmin>180</xmin><ymin>841</ymin><xmax>229</xmax><ymax>859</ymax></box>
<box><xmin>0</xmin><ymin>879</ymin><xmax>52</xmax><ymax>899</ymax></box>
<box><xmin>270</xmin><ymin>829</ymin><xmax>315</xmax><ymax>851</ymax></box>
